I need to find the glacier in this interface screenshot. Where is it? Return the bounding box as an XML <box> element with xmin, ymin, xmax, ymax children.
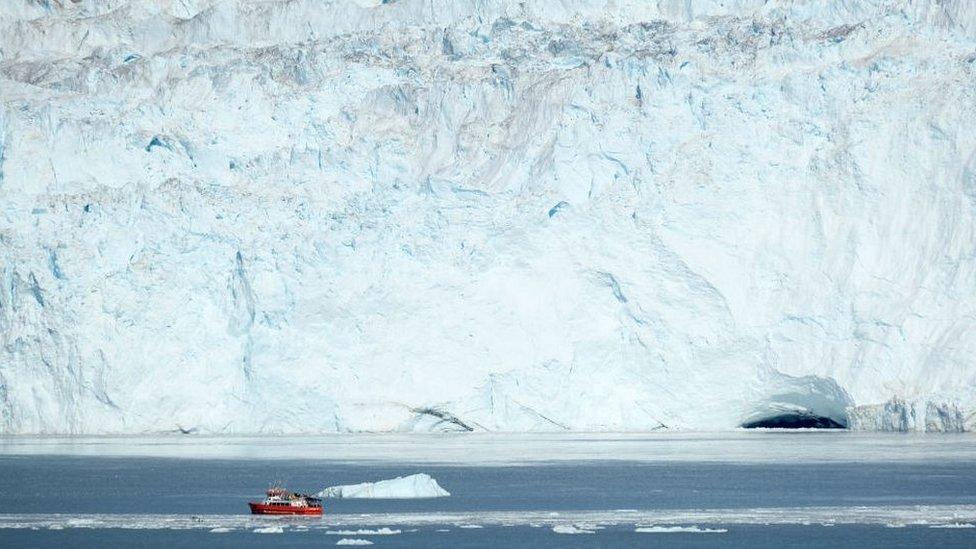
<box><xmin>0</xmin><ymin>0</ymin><xmax>975</xmax><ymax>434</ymax></box>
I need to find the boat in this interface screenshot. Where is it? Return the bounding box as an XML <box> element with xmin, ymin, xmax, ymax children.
<box><xmin>248</xmin><ymin>487</ymin><xmax>323</xmax><ymax>515</ymax></box>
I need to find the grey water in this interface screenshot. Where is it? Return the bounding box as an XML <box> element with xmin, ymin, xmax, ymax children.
<box><xmin>0</xmin><ymin>434</ymin><xmax>975</xmax><ymax>547</ymax></box>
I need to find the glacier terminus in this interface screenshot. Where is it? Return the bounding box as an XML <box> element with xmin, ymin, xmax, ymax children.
<box><xmin>1</xmin><ymin>0</ymin><xmax>975</xmax><ymax>434</ymax></box>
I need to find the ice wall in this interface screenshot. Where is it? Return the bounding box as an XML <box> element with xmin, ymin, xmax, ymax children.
<box><xmin>1</xmin><ymin>0</ymin><xmax>975</xmax><ymax>433</ymax></box>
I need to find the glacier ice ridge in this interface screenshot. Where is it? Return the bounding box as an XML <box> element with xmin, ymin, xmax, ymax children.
<box><xmin>1</xmin><ymin>0</ymin><xmax>975</xmax><ymax>433</ymax></box>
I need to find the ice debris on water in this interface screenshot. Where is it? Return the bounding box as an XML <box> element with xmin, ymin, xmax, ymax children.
<box><xmin>326</xmin><ymin>528</ymin><xmax>401</xmax><ymax>535</ymax></box>
<box><xmin>552</xmin><ymin>525</ymin><xmax>595</xmax><ymax>534</ymax></box>
<box><xmin>635</xmin><ymin>525</ymin><xmax>728</xmax><ymax>533</ymax></box>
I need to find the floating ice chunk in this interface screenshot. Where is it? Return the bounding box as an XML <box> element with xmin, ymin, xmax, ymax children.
<box><xmin>930</xmin><ymin>523</ymin><xmax>976</xmax><ymax>529</ymax></box>
<box><xmin>253</xmin><ymin>525</ymin><xmax>284</xmax><ymax>534</ymax></box>
<box><xmin>636</xmin><ymin>526</ymin><xmax>728</xmax><ymax>533</ymax></box>
<box><xmin>336</xmin><ymin>539</ymin><xmax>374</xmax><ymax>546</ymax></box>
<box><xmin>326</xmin><ymin>528</ymin><xmax>401</xmax><ymax>535</ymax></box>
<box><xmin>210</xmin><ymin>527</ymin><xmax>233</xmax><ymax>533</ymax></box>
<box><xmin>319</xmin><ymin>474</ymin><xmax>449</xmax><ymax>499</ymax></box>
<box><xmin>458</xmin><ymin>524</ymin><xmax>483</xmax><ymax>529</ymax></box>
<box><xmin>552</xmin><ymin>525</ymin><xmax>595</xmax><ymax>534</ymax></box>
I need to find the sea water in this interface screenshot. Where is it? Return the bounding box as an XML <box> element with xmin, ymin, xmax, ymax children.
<box><xmin>0</xmin><ymin>433</ymin><xmax>974</xmax><ymax>547</ymax></box>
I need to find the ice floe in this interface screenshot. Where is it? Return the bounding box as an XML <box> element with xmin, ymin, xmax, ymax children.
<box><xmin>326</xmin><ymin>528</ymin><xmax>401</xmax><ymax>535</ymax></box>
<box><xmin>552</xmin><ymin>525</ymin><xmax>595</xmax><ymax>534</ymax></box>
<box><xmin>636</xmin><ymin>526</ymin><xmax>728</xmax><ymax>533</ymax></box>
<box><xmin>336</xmin><ymin>539</ymin><xmax>374</xmax><ymax>546</ymax></box>
<box><xmin>1</xmin><ymin>505</ymin><xmax>975</xmax><ymax>532</ymax></box>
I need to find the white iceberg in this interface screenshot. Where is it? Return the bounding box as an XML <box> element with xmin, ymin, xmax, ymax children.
<box><xmin>253</xmin><ymin>525</ymin><xmax>284</xmax><ymax>534</ymax></box>
<box><xmin>336</xmin><ymin>539</ymin><xmax>374</xmax><ymax>546</ymax></box>
<box><xmin>318</xmin><ymin>474</ymin><xmax>449</xmax><ymax>499</ymax></box>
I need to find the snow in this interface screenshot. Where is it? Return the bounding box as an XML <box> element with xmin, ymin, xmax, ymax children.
<box><xmin>2</xmin><ymin>0</ymin><xmax>976</xmax><ymax>434</ymax></box>
<box><xmin>318</xmin><ymin>474</ymin><xmax>449</xmax><ymax>499</ymax></box>
<box><xmin>636</xmin><ymin>526</ymin><xmax>728</xmax><ymax>533</ymax></box>
<box><xmin>336</xmin><ymin>540</ymin><xmax>374</xmax><ymax>546</ymax></box>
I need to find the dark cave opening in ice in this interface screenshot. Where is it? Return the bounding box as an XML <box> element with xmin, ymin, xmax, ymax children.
<box><xmin>742</xmin><ymin>412</ymin><xmax>847</xmax><ymax>429</ymax></box>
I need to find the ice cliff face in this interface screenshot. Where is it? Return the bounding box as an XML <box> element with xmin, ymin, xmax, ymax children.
<box><xmin>1</xmin><ymin>0</ymin><xmax>975</xmax><ymax>433</ymax></box>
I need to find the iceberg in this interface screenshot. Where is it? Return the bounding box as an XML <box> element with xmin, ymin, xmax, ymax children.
<box><xmin>318</xmin><ymin>474</ymin><xmax>450</xmax><ymax>499</ymax></box>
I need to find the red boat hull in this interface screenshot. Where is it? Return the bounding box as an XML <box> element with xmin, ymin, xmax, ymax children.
<box><xmin>248</xmin><ymin>502</ymin><xmax>322</xmax><ymax>516</ymax></box>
